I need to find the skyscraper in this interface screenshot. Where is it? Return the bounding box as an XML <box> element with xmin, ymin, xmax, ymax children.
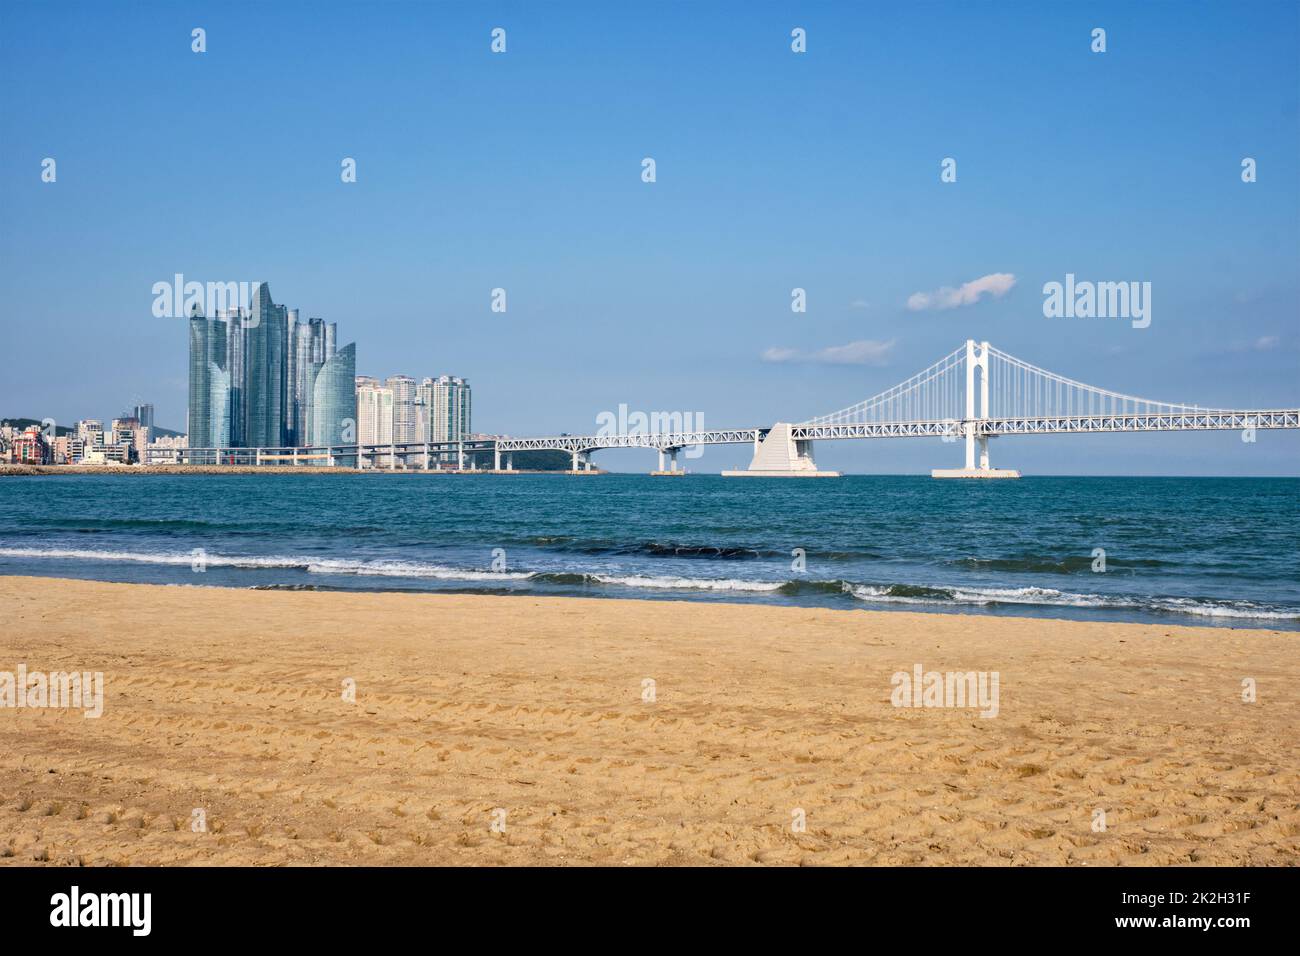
<box><xmin>386</xmin><ymin>375</ymin><xmax>417</xmax><ymax>444</ymax></box>
<box><xmin>423</xmin><ymin>375</ymin><xmax>472</xmax><ymax>443</ymax></box>
<box><xmin>186</xmin><ymin>283</ymin><xmax>356</xmax><ymax>460</ymax></box>
<box><xmin>356</xmin><ymin>378</ymin><xmax>394</xmax><ymax>448</ymax></box>
<box><xmin>133</xmin><ymin>403</ymin><xmax>155</xmax><ymax>442</ymax></box>
<box><xmin>291</xmin><ymin>316</ymin><xmax>330</xmax><ymax>447</ymax></box>
<box><xmin>187</xmin><ymin>311</ymin><xmax>228</xmax><ymax>454</ymax></box>
<box><xmin>243</xmin><ymin>282</ymin><xmax>288</xmax><ymax>448</ymax></box>
<box><xmin>310</xmin><ymin>344</ymin><xmax>357</xmax><ymax>466</ymax></box>
<box><xmin>285</xmin><ymin>308</ymin><xmax>299</xmax><ymax>445</ymax></box>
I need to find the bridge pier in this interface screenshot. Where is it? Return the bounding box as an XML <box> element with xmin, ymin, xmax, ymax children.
<box><xmin>933</xmin><ymin>342</ymin><xmax>1020</xmax><ymax>478</ymax></box>
<box><xmin>652</xmin><ymin>446</ymin><xmax>685</xmax><ymax>476</ymax></box>
<box><xmin>568</xmin><ymin>450</ymin><xmax>597</xmax><ymax>474</ymax></box>
<box><xmin>650</xmin><ymin>447</ymin><xmax>691</xmax><ymax>478</ymax></box>
<box><xmin>934</xmin><ymin>431</ymin><xmax>1019</xmax><ymax>478</ymax></box>
<box><xmin>722</xmin><ymin>423</ymin><xmax>839</xmax><ymax>477</ymax></box>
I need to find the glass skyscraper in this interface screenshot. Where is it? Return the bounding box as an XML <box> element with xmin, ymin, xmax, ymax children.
<box><xmin>133</xmin><ymin>403</ymin><xmax>155</xmax><ymax>442</ymax></box>
<box><xmin>290</xmin><ymin>315</ymin><xmax>332</xmax><ymax>447</ymax></box>
<box><xmin>187</xmin><ymin>311</ymin><xmax>229</xmax><ymax>458</ymax></box>
<box><xmin>186</xmin><ymin>283</ymin><xmax>356</xmax><ymax>460</ymax></box>
<box><xmin>310</xmin><ymin>343</ymin><xmax>357</xmax><ymax>466</ymax></box>
<box><xmin>243</xmin><ymin>282</ymin><xmax>288</xmax><ymax>448</ymax></box>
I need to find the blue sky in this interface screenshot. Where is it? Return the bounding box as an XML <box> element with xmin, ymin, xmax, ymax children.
<box><xmin>1</xmin><ymin>0</ymin><xmax>1297</xmax><ymax>474</ymax></box>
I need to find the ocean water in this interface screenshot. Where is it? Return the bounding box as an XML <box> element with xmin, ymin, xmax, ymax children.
<box><xmin>1</xmin><ymin>474</ymin><xmax>1297</xmax><ymax>629</ymax></box>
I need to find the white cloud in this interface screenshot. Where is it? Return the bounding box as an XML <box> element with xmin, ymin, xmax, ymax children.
<box><xmin>906</xmin><ymin>273</ymin><xmax>1017</xmax><ymax>311</ymax></box>
<box><xmin>848</xmin><ymin>299</ymin><xmax>870</xmax><ymax>310</ymax></box>
<box><xmin>762</xmin><ymin>339</ymin><xmax>896</xmax><ymax>366</ymax></box>
<box><xmin>1254</xmin><ymin>335</ymin><xmax>1279</xmax><ymax>351</ymax></box>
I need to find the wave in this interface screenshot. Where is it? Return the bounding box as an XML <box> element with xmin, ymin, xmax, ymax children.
<box><xmin>586</xmin><ymin>573</ymin><xmax>785</xmax><ymax>592</ymax></box>
<box><xmin>3</xmin><ymin>546</ymin><xmax>1295</xmax><ymax>622</ymax></box>
<box><xmin>522</xmin><ymin>538</ymin><xmax>785</xmax><ymax>560</ymax></box>
<box><xmin>844</xmin><ymin>582</ymin><xmax>1300</xmax><ymax>621</ymax></box>
<box><xmin>0</xmin><ymin>547</ymin><xmax>533</xmax><ymax>582</ymax></box>
<box><xmin>520</xmin><ymin>537</ymin><xmax>888</xmax><ymax>562</ymax></box>
<box><xmin>27</xmin><ymin>518</ymin><xmax>386</xmax><ymax>536</ymax></box>
<box><xmin>952</xmin><ymin>555</ymin><xmax>1171</xmax><ymax>574</ymax></box>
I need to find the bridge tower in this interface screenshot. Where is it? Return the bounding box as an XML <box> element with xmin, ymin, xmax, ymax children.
<box><xmin>933</xmin><ymin>339</ymin><xmax>1020</xmax><ymax>479</ymax></box>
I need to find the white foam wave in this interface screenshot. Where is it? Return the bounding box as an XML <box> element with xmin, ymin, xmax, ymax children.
<box><xmin>845</xmin><ymin>582</ymin><xmax>1299</xmax><ymax>621</ymax></box>
<box><xmin>0</xmin><ymin>547</ymin><xmax>532</xmax><ymax>581</ymax></box>
<box><xmin>590</xmin><ymin>573</ymin><xmax>784</xmax><ymax>592</ymax></box>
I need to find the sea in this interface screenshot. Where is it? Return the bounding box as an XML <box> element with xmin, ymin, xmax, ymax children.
<box><xmin>2</xmin><ymin>474</ymin><xmax>1297</xmax><ymax>629</ymax></box>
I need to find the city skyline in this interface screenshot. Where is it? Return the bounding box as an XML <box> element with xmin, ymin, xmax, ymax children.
<box><xmin>2</xmin><ymin>2</ymin><xmax>1297</xmax><ymax>474</ymax></box>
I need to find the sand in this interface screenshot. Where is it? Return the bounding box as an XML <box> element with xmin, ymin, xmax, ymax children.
<box><xmin>0</xmin><ymin>575</ymin><xmax>1295</xmax><ymax>866</ymax></box>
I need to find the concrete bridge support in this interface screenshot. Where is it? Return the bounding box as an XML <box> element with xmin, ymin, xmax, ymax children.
<box><xmin>652</xmin><ymin>446</ymin><xmax>686</xmax><ymax>476</ymax></box>
<box><xmin>933</xmin><ymin>340</ymin><xmax>1020</xmax><ymax>478</ymax></box>
<box><xmin>722</xmin><ymin>424</ymin><xmax>839</xmax><ymax>477</ymax></box>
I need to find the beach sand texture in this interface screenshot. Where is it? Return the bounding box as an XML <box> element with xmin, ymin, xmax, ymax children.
<box><xmin>1</xmin><ymin>576</ymin><xmax>1296</xmax><ymax>866</ymax></box>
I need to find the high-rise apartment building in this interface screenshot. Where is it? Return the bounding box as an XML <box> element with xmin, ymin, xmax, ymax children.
<box><xmin>187</xmin><ymin>312</ymin><xmax>229</xmax><ymax>449</ymax></box>
<box><xmin>244</xmin><ymin>283</ymin><xmax>288</xmax><ymax>448</ymax></box>
<box><xmin>290</xmin><ymin>315</ymin><xmax>332</xmax><ymax>447</ymax></box>
<box><xmin>386</xmin><ymin>375</ymin><xmax>417</xmax><ymax>445</ymax></box>
<box><xmin>356</xmin><ymin>377</ymin><xmax>394</xmax><ymax>448</ymax></box>
<box><xmin>310</xmin><ymin>344</ymin><xmax>357</xmax><ymax>466</ymax></box>
<box><xmin>421</xmin><ymin>375</ymin><xmax>472</xmax><ymax>443</ymax></box>
<box><xmin>133</xmin><ymin>403</ymin><xmax>155</xmax><ymax>442</ymax></box>
<box><xmin>187</xmin><ymin>282</ymin><xmax>356</xmax><ymax>456</ymax></box>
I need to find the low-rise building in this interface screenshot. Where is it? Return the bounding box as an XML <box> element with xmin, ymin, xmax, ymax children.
<box><xmin>12</xmin><ymin>426</ymin><xmax>52</xmax><ymax>465</ymax></box>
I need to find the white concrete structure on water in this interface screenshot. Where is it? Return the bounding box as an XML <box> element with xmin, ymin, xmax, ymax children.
<box><xmin>720</xmin><ymin>423</ymin><xmax>840</xmax><ymax>477</ymax></box>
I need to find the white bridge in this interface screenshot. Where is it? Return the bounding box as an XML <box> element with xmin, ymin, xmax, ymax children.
<box><xmin>493</xmin><ymin>340</ymin><xmax>1299</xmax><ymax>477</ymax></box>
<box><xmin>160</xmin><ymin>340</ymin><xmax>1299</xmax><ymax>476</ymax></box>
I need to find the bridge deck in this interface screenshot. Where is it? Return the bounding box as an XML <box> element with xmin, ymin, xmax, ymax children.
<box><xmin>157</xmin><ymin>408</ymin><xmax>1299</xmax><ymax>463</ymax></box>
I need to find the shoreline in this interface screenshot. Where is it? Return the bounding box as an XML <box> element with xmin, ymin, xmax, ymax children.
<box><xmin>0</xmin><ymin>464</ymin><xmax>596</xmax><ymax>476</ymax></box>
<box><xmin>4</xmin><ymin>465</ymin><xmax>1297</xmax><ymax>478</ymax></box>
<box><xmin>2</xmin><ymin>574</ymin><xmax>1296</xmax><ymax>865</ymax></box>
<box><xmin>0</xmin><ymin>566</ymin><xmax>1292</xmax><ymax>632</ymax></box>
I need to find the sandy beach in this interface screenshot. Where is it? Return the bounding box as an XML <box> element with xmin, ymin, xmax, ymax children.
<box><xmin>0</xmin><ymin>575</ymin><xmax>1295</xmax><ymax>866</ymax></box>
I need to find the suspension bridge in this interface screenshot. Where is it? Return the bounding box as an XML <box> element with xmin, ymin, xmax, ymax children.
<box><xmin>157</xmin><ymin>340</ymin><xmax>1300</xmax><ymax>477</ymax></box>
